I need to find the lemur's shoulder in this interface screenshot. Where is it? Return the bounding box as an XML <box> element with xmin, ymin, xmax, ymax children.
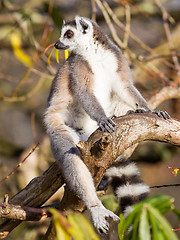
<box><xmin>48</xmin><ymin>52</ymin><xmax>94</xmax><ymax>106</ymax></box>
<box><xmin>47</xmin><ymin>60</ymin><xmax>72</xmax><ymax>105</ymax></box>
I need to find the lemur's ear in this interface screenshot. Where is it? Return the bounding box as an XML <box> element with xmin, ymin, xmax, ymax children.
<box><xmin>75</xmin><ymin>16</ymin><xmax>90</xmax><ymax>34</ymax></box>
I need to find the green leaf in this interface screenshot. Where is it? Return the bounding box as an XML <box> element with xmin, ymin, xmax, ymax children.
<box><xmin>148</xmin><ymin>205</ymin><xmax>178</xmax><ymax>240</ymax></box>
<box><xmin>67</xmin><ymin>214</ymin><xmax>84</xmax><ymax>240</ymax></box>
<box><xmin>118</xmin><ymin>214</ymin><xmax>125</xmax><ymax>240</ymax></box>
<box><xmin>122</xmin><ymin>204</ymin><xmax>143</xmax><ymax>232</ymax></box>
<box><xmin>49</xmin><ymin>208</ymin><xmax>76</xmax><ymax>239</ymax></box>
<box><xmin>101</xmin><ymin>194</ymin><xmax>119</xmax><ymax>213</ymax></box>
<box><xmin>147</xmin><ymin>195</ymin><xmax>173</xmax><ymax>214</ymax></box>
<box><xmin>139</xmin><ymin>204</ymin><xmax>150</xmax><ymax>240</ymax></box>
<box><xmin>44</xmin><ymin>3</ymin><xmax>63</xmax><ymax>28</ymax></box>
<box><xmin>173</xmin><ymin>208</ymin><xmax>180</xmax><ymax>221</ymax></box>
<box><xmin>70</xmin><ymin>213</ymin><xmax>100</xmax><ymax>240</ymax></box>
<box><xmin>131</xmin><ymin>212</ymin><xmax>140</xmax><ymax>240</ymax></box>
<box><xmin>149</xmin><ymin>210</ymin><xmax>165</xmax><ymax>240</ymax></box>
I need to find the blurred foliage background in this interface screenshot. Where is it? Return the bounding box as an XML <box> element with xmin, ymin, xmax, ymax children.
<box><xmin>0</xmin><ymin>0</ymin><xmax>180</xmax><ymax>239</ymax></box>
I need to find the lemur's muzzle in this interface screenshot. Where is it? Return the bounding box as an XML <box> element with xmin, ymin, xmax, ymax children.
<box><xmin>54</xmin><ymin>40</ymin><xmax>69</xmax><ymax>50</ymax></box>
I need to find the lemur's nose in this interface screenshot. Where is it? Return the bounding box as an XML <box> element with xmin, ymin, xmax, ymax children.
<box><xmin>54</xmin><ymin>40</ymin><xmax>69</xmax><ymax>50</ymax></box>
<box><xmin>54</xmin><ymin>40</ymin><xmax>61</xmax><ymax>49</ymax></box>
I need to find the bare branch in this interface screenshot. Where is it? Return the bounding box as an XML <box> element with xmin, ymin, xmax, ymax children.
<box><xmin>0</xmin><ymin>142</ymin><xmax>40</xmax><ymax>185</ymax></box>
<box><xmin>0</xmin><ymin>202</ymin><xmax>49</xmax><ymax>221</ymax></box>
<box><xmin>148</xmin><ymin>86</ymin><xmax>180</xmax><ymax>110</ymax></box>
<box><xmin>95</xmin><ymin>0</ymin><xmax>124</xmax><ymax>48</ymax></box>
<box><xmin>150</xmin><ymin>183</ymin><xmax>180</xmax><ymax>189</ymax></box>
<box><xmin>102</xmin><ymin>0</ymin><xmax>152</xmax><ymax>53</ymax></box>
<box><xmin>91</xmin><ymin>0</ymin><xmax>97</xmax><ymax>21</ymax></box>
<box><xmin>123</xmin><ymin>4</ymin><xmax>131</xmax><ymax>49</ymax></box>
<box><xmin>155</xmin><ymin>0</ymin><xmax>180</xmax><ymax>77</ymax></box>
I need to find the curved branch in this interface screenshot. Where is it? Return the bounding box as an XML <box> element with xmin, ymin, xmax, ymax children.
<box><xmin>0</xmin><ymin>113</ymin><xmax>180</xmax><ymax>239</ymax></box>
<box><xmin>148</xmin><ymin>86</ymin><xmax>180</xmax><ymax>110</ymax></box>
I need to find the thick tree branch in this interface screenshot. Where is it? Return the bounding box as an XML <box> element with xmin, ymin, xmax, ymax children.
<box><xmin>0</xmin><ymin>113</ymin><xmax>180</xmax><ymax>239</ymax></box>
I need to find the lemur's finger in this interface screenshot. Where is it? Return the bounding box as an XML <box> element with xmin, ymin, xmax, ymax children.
<box><xmin>107</xmin><ymin>118</ymin><xmax>116</xmax><ymax>127</ymax></box>
<box><xmin>98</xmin><ymin>117</ymin><xmax>115</xmax><ymax>133</ymax></box>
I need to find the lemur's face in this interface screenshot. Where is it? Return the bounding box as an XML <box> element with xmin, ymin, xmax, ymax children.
<box><xmin>54</xmin><ymin>16</ymin><xmax>93</xmax><ymax>52</ymax></box>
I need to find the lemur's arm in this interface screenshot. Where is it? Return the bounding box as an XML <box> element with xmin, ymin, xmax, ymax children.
<box><xmin>71</xmin><ymin>59</ymin><xmax>115</xmax><ymax>132</ymax></box>
<box><xmin>116</xmin><ymin>55</ymin><xmax>150</xmax><ymax>111</ymax></box>
<box><xmin>116</xmin><ymin>55</ymin><xmax>170</xmax><ymax>119</ymax></box>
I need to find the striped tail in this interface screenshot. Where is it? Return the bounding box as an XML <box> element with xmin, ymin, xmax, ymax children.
<box><xmin>105</xmin><ymin>160</ymin><xmax>149</xmax><ymax>216</ymax></box>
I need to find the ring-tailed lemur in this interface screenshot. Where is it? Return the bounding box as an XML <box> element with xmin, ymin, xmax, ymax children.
<box><xmin>45</xmin><ymin>16</ymin><xmax>169</xmax><ymax>234</ymax></box>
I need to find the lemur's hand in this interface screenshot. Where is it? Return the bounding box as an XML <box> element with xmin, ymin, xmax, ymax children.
<box><xmin>90</xmin><ymin>205</ymin><xmax>120</xmax><ymax>234</ymax></box>
<box><xmin>98</xmin><ymin>116</ymin><xmax>116</xmax><ymax>133</ymax></box>
<box><xmin>127</xmin><ymin>109</ymin><xmax>170</xmax><ymax>120</ymax></box>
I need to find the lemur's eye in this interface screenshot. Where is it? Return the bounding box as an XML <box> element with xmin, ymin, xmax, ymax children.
<box><xmin>64</xmin><ymin>30</ymin><xmax>74</xmax><ymax>39</ymax></box>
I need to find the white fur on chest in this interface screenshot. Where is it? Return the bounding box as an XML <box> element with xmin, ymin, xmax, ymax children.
<box><xmin>85</xmin><ymin>45</ymin><xmax>118</xmax><ymax>114</ymax></box>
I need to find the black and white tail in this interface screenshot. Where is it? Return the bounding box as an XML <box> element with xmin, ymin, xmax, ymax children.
<box><xmin>105</xmin><ymin>160</ymin><xmax>149</xmax><ymax>216</ymax></box>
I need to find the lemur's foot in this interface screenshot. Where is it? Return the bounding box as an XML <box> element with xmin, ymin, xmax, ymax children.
<box><xmin>152</xmin><ymin>110</ymin><xmax>170</xmax><ymax>119</ymax></box>
<box><xmin>127</xmin><ymin>109</ymin><xmax>170</xmax><ymax>120</ymax></box>
<box><xmin>126</xmin><ymin>108</ymin><xmax>149</xmax><ymax>115</ymax></box>
<box><xmin>90</xmin><ymin>205</ymin><xmax>120</xmax><ymax>234</ymax></box>
<box><xmin>98</xmin><ymin>116</ymin><xmax>116</xmax><ymax>133</ymax></box>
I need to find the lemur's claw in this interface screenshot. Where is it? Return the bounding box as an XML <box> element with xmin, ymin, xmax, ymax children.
<box><xmin>126</xmin><ymin>108</ymin><xmax>149</xmax><ymax>115</ymax></box>
<box><xmin>98</xmin><ymin>116</ymin><xmax>116</xmax><ymax>133</ymax></box>
<box><xmin>127</xmin><ymin>109</ymin><xmax>170</xmax><ymax>120</ymax></box>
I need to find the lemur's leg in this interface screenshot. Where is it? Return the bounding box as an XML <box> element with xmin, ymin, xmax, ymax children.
<box><xmin>105</xmin><ymin>158</ymin><xmax>149</xmax><ymax>216</ymax></box>
<box><xmin>49</xmin><ymin>126</ymin><xmax>119</xmax><ymax>233</ymax></box>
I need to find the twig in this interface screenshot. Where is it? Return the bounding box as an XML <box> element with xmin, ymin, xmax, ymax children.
<box><xmin>141</xmin><ymin>53</ymin><xmax>180</xmax><ymax>64</ymax></box>
<box><xmin>122</xmin><ymin>4</ymin><xmax>131</xmax><ymax>49</ymax></box>
<box><xmin>91</xmin><ymin>0</ymin><xmax>97</xmax><ymax>21</ymax></box>
<box><xmin>150</xmin><ymin>183</ymin><xmax>180</xmax><ymax>189</ymax></box>
<box><xmin>31</xmin><ymin>113</ymin><xmax>38</xmax><ymax>141</ymax></box>
<box><xmin>0</xmin><ymin>76</ymin><xmax>45</xmax><ymax>102</ymax></box>
<box><xmin>155</xmin><ymin>0</ymin><xmax>180</xmax><ymax>77</ymax></box>
<box><xmin>12</xmin><ymin>68</ymin><xmax>31</xmax><ymax>97</ymax></box>
<box><xmin>4</xmin><ymin>1</ymin><xmax>41</xmax><ymax>50</ymax></box>
<box><xmin>0</xmin><ymin>142</ymin><xmax>40</xmax><ymax>185</ymax></box>
<box><xmin>102</xmin><ymin>0</ymin><xmax>152</xmax><ymax>53</ymax></box>
<box><xmin>95</xmin><ymin>0</ymin><xmax>123</xmax><ymax>48</ymax></box>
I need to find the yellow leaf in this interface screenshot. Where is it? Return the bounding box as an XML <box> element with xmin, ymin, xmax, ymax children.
<box><xmin>173</xmin><ymin>169</ymin><xmax>179</xmax><ymax>176</ymax></box>
<box><xmin>56</xmin><ymin>49</ymin><xmax>59</xmax><ymax>63</ymax></box>
<box><xmin>70</xmin><ymin>213</ymin><xmax>100</xmax><ymax>240</ymax></box>
<box><xmin>48</xmin><ymin>47</ymin><xmax>55</xmax><ymax>67</ymax></box>
<box><xmin>49</xmin><ymin>208</ymin><xmax>74</xmax><ymax>239</ymax></box>
<box><xmin>64</xmin><ymin>50</ymin><xmax>69</xmax><ymax>60</ymax></box>
<box><xmin>10</xmin><ymin>32</ymin><xmax>33</xmax><ymax>67</ymax></box>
